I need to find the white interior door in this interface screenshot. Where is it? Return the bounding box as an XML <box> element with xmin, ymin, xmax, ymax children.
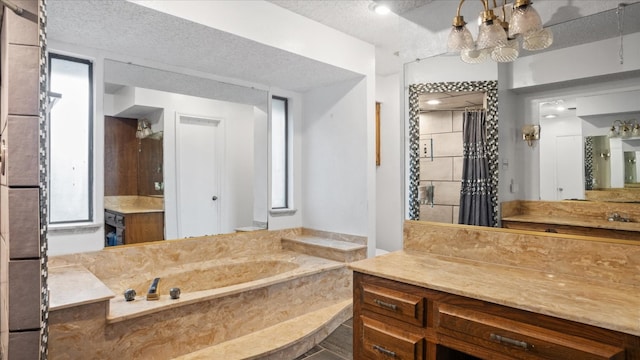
<box><xmin>555</xmin><ymin>135</ymin><xmax>584</xmax><ymax>200</ymax></box>
<box><xmin>176</xmin><ymin>115</ymin><xmax>222</xmax><ymax>237</ymax></box>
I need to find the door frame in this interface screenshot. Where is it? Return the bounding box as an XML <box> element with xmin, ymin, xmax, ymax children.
<box><xmin>175</xmin><ymin>112</ymin><xmax>225</xmax><ymax>237</ymax></box>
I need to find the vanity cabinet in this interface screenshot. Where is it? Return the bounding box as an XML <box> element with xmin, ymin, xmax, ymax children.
<box><xmin>354</xmin><ymin>272</ymin><xmax>636</xmax><ymax>360</ymax></box>
<box><xmin>104</xmin><ymin>209</ymin><xmax>164</xmax><ymax>245</ymax></box>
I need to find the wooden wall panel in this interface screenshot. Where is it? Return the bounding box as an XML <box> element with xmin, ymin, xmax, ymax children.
<box><xmin>104</xmin><ymin>116</ymin><xmax>138</xmax><ymax>196</ymax></box>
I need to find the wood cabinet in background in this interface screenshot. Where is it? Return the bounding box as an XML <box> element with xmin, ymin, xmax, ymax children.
<box><xmin>354</xmin><ymin>272</ymin><xmax>638</xmax><ymax>360</ymax></box>
<box><xmin>105</xmin><ymin>210</ymin><xmax>164</xmax><ymax>245</ymax></box>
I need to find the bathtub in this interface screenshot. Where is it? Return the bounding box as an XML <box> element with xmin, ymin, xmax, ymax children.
<box><xmin>48</xmin><ymin>229</ymin><xmax>353</xmax><ymax>359</ymax></box>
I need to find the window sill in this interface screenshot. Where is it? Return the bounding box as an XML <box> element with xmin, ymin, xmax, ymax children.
<box><xmin>269</xmin><ymin>208</ymin><xmax>297</xmax><ymax>217</ymax></box>
<box><xmin>48</xmin><ymin>222</ymin><xmax>102</xmax><ymax>235</ymax></box>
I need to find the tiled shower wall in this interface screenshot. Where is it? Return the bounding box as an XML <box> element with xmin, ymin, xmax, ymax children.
<box><xmin>418</xmin><ymin>110</ymin><xmax>463</xmax><ymax>224</ymax></box>
<box><xmin>0</xmin><ymin>0</ymin><xmax>46</xmax><ymax>358</ymax></box>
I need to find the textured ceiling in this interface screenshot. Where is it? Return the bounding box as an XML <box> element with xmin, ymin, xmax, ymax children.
<box><xmin>47</xmin><ymin>0</ymin><xmax>640</xmax><ymax>97</ymax></box>
<box><xmin>270</xmin><ymin>0</ymin><xmax>640</xmax><ymax>73</ymax></box>
<box><xmin>47</xmin><ymin>0</ymin><xmax>363</xmax><ymax>94</ymax></box>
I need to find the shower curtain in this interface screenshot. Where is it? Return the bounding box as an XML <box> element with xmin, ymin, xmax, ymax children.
<box><xmin>459</xmin><ymin>109</ymin><xmax>494</xmax><ymax>227</ymax></box>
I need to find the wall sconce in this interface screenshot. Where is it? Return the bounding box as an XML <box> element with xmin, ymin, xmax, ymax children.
<box><xmin>599</xmin><ymin>152</ymin><xmax>611</xmax><ymax>160</ymax></box>
<box><xmin>608</xmin><ymin>119</ymin><xmax>639</xmax><ymax>138</ymax></box>
<box><xmin>136</xmin><ymin>119</ymin><xmax>153</xmax><ymax>139</ymax></box>
<box><xmin>522</xmin><ymin>124</ymin><xmax>540</xmax><ymax>147</ymax></box>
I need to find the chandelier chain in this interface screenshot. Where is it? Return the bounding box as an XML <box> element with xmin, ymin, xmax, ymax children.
<box><xmin>617</xmin><ymin>3</ymin><xmax>626</xmax><ymax>65</ymax></box>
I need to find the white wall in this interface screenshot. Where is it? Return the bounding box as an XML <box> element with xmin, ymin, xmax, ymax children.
<box><xmin>511</xmin><ymin>33</ymin><xmax>640</xmax><ymax>90</ymax></box>
<box><xmin>253</xmin><ymin>107</ymin><xmax>268</xmax><ymax>225</ymax></box>
<box><xmin>375</xmin><ymin>73</ymin><xmax>403</xmax><ymax>252</ymax></box>
<box><xmin>301</xmin><ymin>78</ymin><xmax>369</xmax><ymax>239</ymax></box>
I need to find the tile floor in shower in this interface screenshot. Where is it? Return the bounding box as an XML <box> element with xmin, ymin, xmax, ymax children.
<box><xmin>294</xmin><ymin>318</ymin><xmax>353</xmax><ymax>360</ymax></box>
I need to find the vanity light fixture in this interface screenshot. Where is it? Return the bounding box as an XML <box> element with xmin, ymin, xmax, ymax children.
<box><xmin>447</xmin><ymin>0</ymin><xmax>553</xmax><ymax>64</ymax></box>
<box><xmin>608</xmin><ymin>119</ymin><xmax>640</xmax><ymax>138</ymax></box>
<box><xmin>522</xmin><ymin>124</ymin><xmax>540</xmax><ymax>147</ymax></box>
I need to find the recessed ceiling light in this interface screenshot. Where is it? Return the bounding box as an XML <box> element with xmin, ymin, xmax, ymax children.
<box><xmin>426</xmin><ymin>99</ymin><xmax>441</xmax><ymax>105</ymax></box>
<box><xmin>372</xmin><ymin>4</ymin><xmax>390</xmax><ymax>15</ymax></box>
<box><xmin>544</xmin><ymin>114</ymin><xmax>557</xmax><ymax>119</ymax></box>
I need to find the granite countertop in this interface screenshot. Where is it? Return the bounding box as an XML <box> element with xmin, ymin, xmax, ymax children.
<box><xmin>49</xmin><ymin>265</ymin><xmax>115</xmax><ymax>311</ymax></box>
<box><xmin>104</xmin><ymin>195</ymin><xmax>164</xmax><ymax>214</ymax></box>
<box><xmin>349</xmin><ymin>250</ymin><xmax>640</xmax><ymax>337</ymax></box>
<box><xmin>502</xmin><ymin>214</ymin><xmax>640</xmax><ymax>232</ymax></box>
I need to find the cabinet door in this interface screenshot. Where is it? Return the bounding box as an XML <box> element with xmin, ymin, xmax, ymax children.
<box><xmin>436</xmin><ymin>303</ymin><xmax>625</xmax><ymax>360</ymax></box>
<box><xmin>362</xmin><ymin>316</ymin><xmax>425</xmax><ymax>360</ymax></box>
<box><xmin>124</xmin><ymin>212</ymin><xmax>164</xmax><ymax>244</ymax></box>
<box><xmin>362</xmin><ymin>282</ymin><xmax>425</xmax><ymax>327</ymax></box>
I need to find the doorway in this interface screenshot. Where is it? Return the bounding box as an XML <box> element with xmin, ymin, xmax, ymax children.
<box><xmin>176</xmin><ymin>114</ymin><xmax>224</xmax><ymax>238</ymax></box>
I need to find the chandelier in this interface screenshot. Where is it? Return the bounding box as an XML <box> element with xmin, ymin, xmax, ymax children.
<box><xmin>447</xmin><ymin>0</ymin><xmax>553</xmax><ymax>64</ymax></box>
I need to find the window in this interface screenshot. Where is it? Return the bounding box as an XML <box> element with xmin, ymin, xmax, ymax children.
<box><xmin>271</xmin><ymin>96</ymin><xmax>288</xmax><ymax>209</ymax></box>
<box><xmin>48</xmin><ymin>54</ymin><xmax>93</xmax><ymax>224</ymax></box>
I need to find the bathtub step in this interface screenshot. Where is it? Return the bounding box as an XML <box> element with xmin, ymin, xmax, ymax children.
<box><xmin>281</xmin><ymin>235</ymin><xmax>367</xmax><ymax>262</ymax></box>
<box><xmin>175</xmin><ymin>299</ymin><xmax>352</xmax><ymax>360</ymax></box>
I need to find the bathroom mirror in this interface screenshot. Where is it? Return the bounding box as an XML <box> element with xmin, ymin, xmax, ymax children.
<box><xmin>407</xmin><ymin>2</ymin><xmax>640</xmax><ymax>229</ymax></box>
<box><xmin>539</xmin><ymin>96</ymin><xmax>640</xmax><ymax>201</ymax></box>
<box><xmin>103</xmin><ymin>60</ymin><xmax>269</xmax><ymax>240</ymax></box>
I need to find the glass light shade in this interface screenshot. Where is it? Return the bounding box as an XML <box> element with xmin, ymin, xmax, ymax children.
<box><xmin>633</xmin><ymin>124</ymin><xmax>640</xmax><ymax>137</ymax></box>
<box><xmin>460</xmin><ymin>47</ymin><xmax>489</xmax><ymax>64</ymax></box>
<box><xmin>447</xmin><ymin>26</ymin><xmax>474</xmax><ymax>51</ymax></box>
<box><xmin>522</xmin><ymin>27</ymin><xmax>553</xmax><ymax>50</ymax></box>
<box><xmin>608</xmin><ymin>126</ymin><xmax>618</xmax><ymax>138</ymax></box>
<box><xmin>491</xmin><ymin>38</ymin><xmax>520</xmax><ymax>62</ymax></box>
<box><xmin>621</xmin><ymin>125</ymin><xmax>631</xmax><ymax>138</ymax></box>
<box><xmin>142</xmin><ymin>126</ymin><xmax>153</xmax><ymax>138</ymax></box>
<box><xmin>476</xmin><ymin>21</ymin><xmax>507</xmax><ymax>50</ymax></box>
<box><xmin>509</xmin><ymin>5</ymin><xmax>543</xmax><ymax>37</ymax></box>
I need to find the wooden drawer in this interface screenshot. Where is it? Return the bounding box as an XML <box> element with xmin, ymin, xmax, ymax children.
<box><xmin>436</xmin><ymin>303</ymin><xmax>625</xmax><ymax>360</ymax></box>
<box><xmin>105</xmin><ymin>211</ymin><xmax>125</xmax><ymax>228</ymax></box>
<box><xmin>362</xmin><ymin>316</ymin><xmax>424</xmax><ymax>360</ymax></box>
<box><xmin>105</xmin><ymin>211</ymin><xmax>117</xmax><ymax>227</ymax></box>
<box><xmin>362</xmin><ymin>282</ymin><xmax>425</xmax><ymax>327</ymax></box>
<box><xmin>115</xmin><ymin>214</ymin><xmax>125</xmax><ymax>227</ymax></box>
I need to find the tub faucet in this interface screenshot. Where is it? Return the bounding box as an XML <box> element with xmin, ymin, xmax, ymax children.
<box><xmin>146</xmin><ymin>277</ymin><xmax>160</xmax><ymax>301</ymax></box>
<box><xmin>607</xmin><ymin>213</ymin><xmax>632</xmax><ymax>222</ymax></box>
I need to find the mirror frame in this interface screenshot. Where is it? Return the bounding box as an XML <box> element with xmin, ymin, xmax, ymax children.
<box><xmin>408</xmin><ymin>81</ymin><xmax>499</xmax><ymax>225</ymax></box>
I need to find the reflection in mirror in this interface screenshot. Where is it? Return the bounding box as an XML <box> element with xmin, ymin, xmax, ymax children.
<box><xmin>103</xmin><ymin>60</ymin><xmax>269</xmax><ymax>244</ymax></box>
<box><xmin>586</xmin><ymin>135</ymin><xmax>611</xmax><ymax>190</ymax></box>
<box><xmin>541</xmin><ymin>93</ymin><xmax>640</xmax><ymax>201</ymax></box>
<box><xmin>408</xmin><ymin>81</ymin><xmax>499</xmax><ymax>227</ymax></box>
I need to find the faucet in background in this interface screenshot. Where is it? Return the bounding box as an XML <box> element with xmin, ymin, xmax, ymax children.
<box><xmin>607</xmin><ymin>212</ymin><xmax>633</xmax><ymax>222</ymax></box>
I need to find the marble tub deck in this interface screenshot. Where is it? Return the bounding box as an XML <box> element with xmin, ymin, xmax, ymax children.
<box><xmin>104</xmin><ymin>195</ymin><xmax>164</xmax><ymax>213</ymax></box>
<box><xmin>47</xmin><ymin>228</ymin><xmax>363</xmax><ymax>359</ymax></box>
<box><xmin>49</xmin><ymin>250</ymin><xmax>347</xmax><ymax>323</ymax></box>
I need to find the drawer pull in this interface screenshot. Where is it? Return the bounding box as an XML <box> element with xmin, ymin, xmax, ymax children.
<box><xmin>373</xmin><ymin>299</ymin><xmax>398</xmax><ymax>311</ymax></box>
<box><xmin>373</xmin><ymin>344</ymin><xmax>396</xmax><ymax>357</ymax></box>
<box><xmin>490</xmin><ymin>333</ymin><xmax>532</xmax><ymax>351</ymax></box>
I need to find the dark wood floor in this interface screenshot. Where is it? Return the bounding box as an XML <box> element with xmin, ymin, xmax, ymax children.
<box><xmin>294</xmin><ymin>318</ymin><xmax>353</xmax><ymax>360</ymax></box>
